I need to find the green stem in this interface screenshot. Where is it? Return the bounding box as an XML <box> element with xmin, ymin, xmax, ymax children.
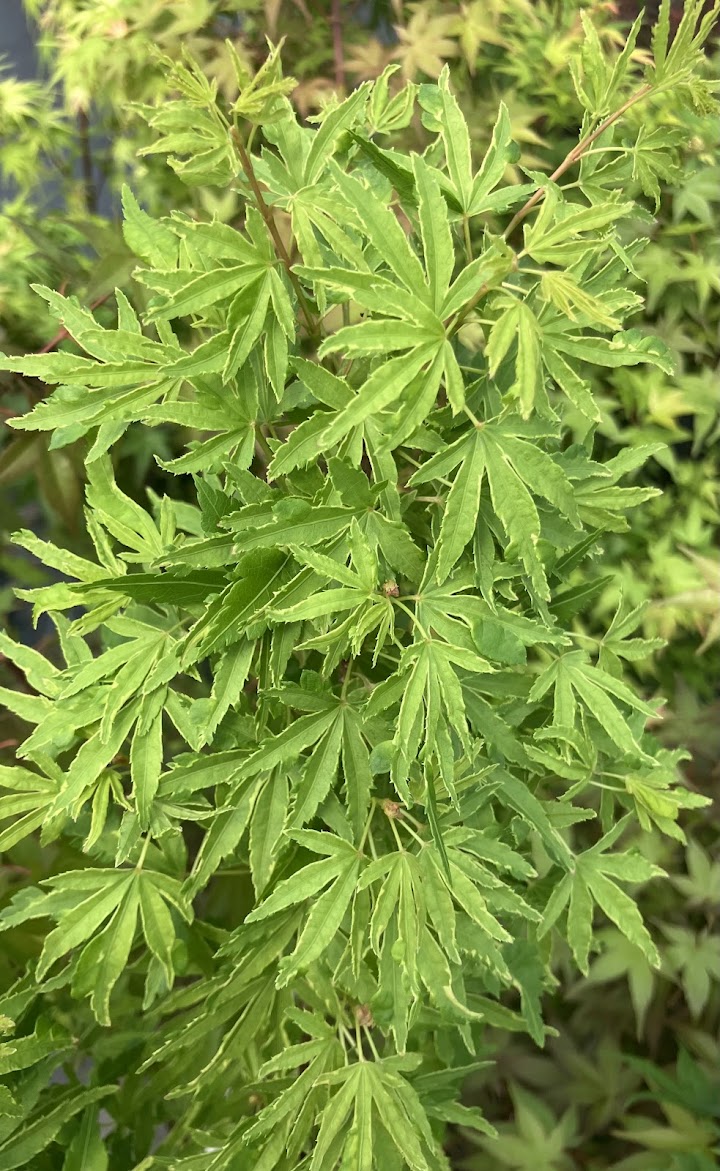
<box><xmin>398</xmin><ymin>818</ymin><xmax>426</xmax><ymax>848</ymax></box>
<box><xmin>388</xmin><ymin>815</ymin><xmax>404</xmax><ymax>852</ymax></box>
<box><xmin>135</xmin><ymin>836</ymin><xmax>151</xmax><ymax>871</ymax></box>
<box><xmin>463</xmin><ymin>404</ymin><xmax>483</xmax><ymax>429</ymax></box>
<box><xmin>340</xmin><ymin>658</ymin><xmax>354</xmax><ymax>700</ymax></box>
<box><xmin>395</xmin><ymin>599</ymin><xmax>429</xmax><ymax>641</ymax></box>
<box><xmin>363</xmin><ymin>1024</ymin><xmax>382</xmax><ymax>1061</ymax></box>
<box><xmin>231</xmin><ymin>127</ymin><xmax>318</xmax><ymax>337</ymax></box>
<box><xmin>462</xmin><ymin>215</ymin><xmax>473</xmax><ymax>264</ymax></box>
<box><xmin>355</xmin><ymin>1015</ymin><xmax>365</xmax><ymax>1060</ymax></box>
<box><xmin>338</xmin><ymin>1023</ymin><xmax>354</xmax><ymax>1064</ymax></box>
<box><xmin>358</xmin><ymin>803</ymin><xmax>376</xmax><ymax>852</ymax></box>
<box><xmin>255</xmin><ymin>426</ymin><xmax>274</xmax><ymax>464</ymax></box>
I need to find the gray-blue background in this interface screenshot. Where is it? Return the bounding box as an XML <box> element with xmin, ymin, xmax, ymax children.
<box><xmin>1</xmin><ymin>1</ymin><xmax>36</xmax><ymax>80</ymax></box>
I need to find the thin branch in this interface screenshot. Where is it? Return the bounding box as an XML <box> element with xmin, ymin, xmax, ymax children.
<box><xmin>77</xmin><ymin>109</ymin><xmax>98</xmax><ymax>215</ymax></box>
<box><xmin>331</xmin><ymin>0</ymin><xmax>346</xmax><ymax>90</ymax></box>
<box><xmin>462</xmin><ymin>216</ymin><xmax>473</xmax><ymax>264</ymax></box>
<box><xmin>447</xmin><ymin>82</ymin><xmax>656</xmax><ymax>334</ymax></box>
<box><xmin>446</xmin><ymin>277</ymin><xmax>495</xmax><ymax>336</ymax></box>
<box><xmin>503</xmin><ymin>83</ymin><xmax>653</xmax><ymax>239</ymax></box>
<box><xmin>1</xmin><ymin>291</ymin><xmax>113</xmax><ymax>412</ymax></box>
<box><xmin>230</xmin><ymin>127</ymin><xmax>318</xmax><ymax>337</ymax></box>
<box><xmin>37</xmin><ymin>293</ymin><xmax>111</xmax><ymax>354</ymax></box>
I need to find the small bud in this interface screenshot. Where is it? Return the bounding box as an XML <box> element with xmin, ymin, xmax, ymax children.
<box><xmin>382</xmin><ymin>580</ymin><xmax>400</xmax><ymax>597</ymax></box>
<box><xmin>382</xmin><ymin>799</ymin><xmax>402</xmax><ymax>819</ymax></box>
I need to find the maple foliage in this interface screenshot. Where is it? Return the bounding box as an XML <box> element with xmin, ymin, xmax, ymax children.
<box><xmin>0</xmin><ymin>2</ymin><xmax>718</xmax><ymax>1167</ymax></box>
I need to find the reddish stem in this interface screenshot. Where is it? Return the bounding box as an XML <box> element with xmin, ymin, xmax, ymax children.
<box><xmin>504</xmin><ymin>83</ymin><xmax>653</xmax><ymax>239</ymax></box>
<box><xmin>37</xmin><ymin>292</ymin><xmax>111</xmax><ymax>354</ymax></box>
<box><xmin>331</xmin><ymin>0</ymin><xmax>346</xmax><ymax>90</ymax></box>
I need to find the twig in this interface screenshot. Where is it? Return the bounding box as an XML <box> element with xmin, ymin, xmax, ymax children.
<box><xmin>0</xmin><ymin>291</ymin><xmax>114</xmax><ymax>414</ymax></box>
<box><xmin>230</xmin><ymin>127</ymin><xmax>319</xmax><ymax>337</ymax></box>
<box><xmin>503</xmin><ymin>83</ymin><xmax>653</xmax><ymax>239</ymax></box>
<box><xmin>447</xmin><ymin>83</ymin><xmax>656</xmax><ymax>332</ymax></box>
<box><xmin>254</xmin><ymin>426</ymin><xmax>274</xmax><ymax>480</ymax></box>
<box><xmin>331</xmin><ymin>0</ymin><xmax>346</xmax><ymax>90</ymax></box>
<box><xmin>37</xmin><ymin>292</ymin><xmax>112</xmax><ymax>354</ymax></box>
<box><xmin>447</xmin><ymin>278</ymin><xmax>493</xmax><ymax>335</ymax></box>
<box><xmin>77</xmin><ymin>109</ymin><xmax>97</xmax><ymax>216</ymax></box>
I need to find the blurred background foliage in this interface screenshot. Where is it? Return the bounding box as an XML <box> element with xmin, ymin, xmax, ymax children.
<box><xmin>0</xmin><ymin>2</ymin><xmax>718</xmax><ymax>1167</ymax></box>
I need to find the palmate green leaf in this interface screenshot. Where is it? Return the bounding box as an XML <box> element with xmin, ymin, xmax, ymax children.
<box><xmin>625</xmin><ymin>764</ymin><xmax>710</xmax><ymax>844</ymax></box>
<box><xmin>321</xmin><ymin>345</ymin><xmax>441</xmax><ymax>449</ymax></box>
<box><xmin>493</xmin><ymin>768</ymin><xmax>574</xmax><ymax>871</ymax></box>
<box><xmin>435</xmin><ymin>429</ymin><xmax>485</xmax><ymax>582</ymax></box>
<box><xmin>328</xmin><ymin>161</ymin><xmax>428</xmax><ymax>300</ymax></box>
<box><xmin>138</xmin><ymin>875</ymin><xmax>177</xmax><ymax>988</ymax></box>
<box><xmin>86</xmin><ymin>456</ymin><xmax>164</xmax><ymax>560</ymax></box>
<box><xmin>244</xmin><ymin>1025</ymin><xmax>344</xmax><ymax>1151</ymax></box>
<box><xmin>140</xmin><ymin>263</ymin><xmax>266</xmax><ymax>321</ymax></box>
<box><xmin>235</xmin><ymin>708</ymin><xmax>339</xmax><ymax>783</ymax></box>
<box><xmin>529</xmin><ymin>650</ymin><xmax>658</xmax><ymax>761</ymax></box>
<box><xmin>483</xmin><ymin>272</ymin><xmax>675</xmax><ymax>425</ymax></box>
<box><xmin>267</xmin><ymin>536</ymin><xmax>396</xmax><ymax>664</ymax></box>
<box><xmin>487</xmin><ymin>299</ymin><xmax>544</xmax><ymax>418</ymax></box>
<box><xmin>433</xmin><ymin>65</ymin><xmax>473</xmax><ymax>213</ymax></box>
<box><xmin>276</xmin><ymin>853</ymin><xmax>360</xmax><ymax>986</ymax></box>
<box><xmin>377</xmin><ymin>638</ymin><xmax>493</xmax><ymax>804</ymax></box>
<box><xmin>290</xmin><ymin>712</ymin><xmax>344</xmax><ymax>828</ymax></box>
<box><xmin>0</xmin><ymin>764</ymin><xmax>58</xmax><ymax>852</ymax></box>
<box><xmin>0</xmin><ymin>1086</ymin><xmax>116</xmax><ymax>1171</ymax></box>
<box><xmin>382</xmin><ymin>347</ymin><xmax>448</xmax><ymax>446</ymax></box>
<box><xmin>43</xmin><ymin>704</ymin><xmax>138</xmax><ymax>821</ymax></box>
<box><xmin>249</xmin><ymin>768</ymin><xmax>290</xmax><ymax>895</ymax></box>
<box><xmin>73</xmin><ymin>570</ymin><xmax>226</xmax><ymax>607</ymax></box>
<box><xmin>321</xmin><ymin>319</ymin><xmax>434</xmax><ymax>358</ymax></box>
<box><xmin>244</xmin><ymin>834</ymin><xmax>360</xmax><ymax>984</ymax></box>
<box><xmin>179</xmin><ymin>549</ymin><xmax>290</xmax><ymax>663</ymax></box>
<box><xmin>304</xmin><ymin>84</ymin><xmax>370</xmax><ymax>185</ymax></box>
<box><xmin>469</xmin><ymin>101</ymin><xmax>518</xmax><ymax>216</ymax></box>
<box><xmin>229</xmin><ymin>503</ymin><xmax>362</xmax><ymax>554</ymax></box>
<box><xmin>201</xmin><ymin>639</ymin><xmax>255</xmax><ymax>745</ymax></box>
<box><xmin>441</xmin><ymin>246</ymin><xmax>515</xmax><ymax>320</ymax></box>
<box><xmin>412</xmin><ymin>419</ymin><xmax>578</xmax><ymax>598</ymax></box>
<box><xmin>184</xmin><ymin>776</ymin><xmax>264</xmax><ymax>900</ymax></box>
<box><xmin>224</xmin><ymin>273</ymin><xmax>272</xmax><ymax>380</ymax></box>
<box><xmin>544</xmin><ymin>324</ymin><xmax>675</xmax><ymax>375</ymax></box>
<box><xmin>539</xmin><ymin>269</ymin><xmax>621</xmax><ymax>332</ymax></box>
<box><xmin>121</xmin><ymin>185</ymin><xmax>178</xmax><ymax>268</ymax></box>
<box><xmin>0</xmin><ymin>868</ymin><xmax>186</xmax><ymax>1023</ymax></box>
<box><xmin>309</xmin><ymin>1059</ymin><xmax>439</xmax><ymax>1171</ymax></box>
<box><xmin>539</xmin><ymin>833</ymin><xmax>664</xmax><ymax>975</ymax></box>
<box><xmin>524</xmin><ymin>193</ymin><xmax>635</xmax><ymax>266</ymax></box>
<box><xmin>130</xmin><ymin>709</ymin><xmax>164</xmax><ymax>829</ymax></box>
<box><xmin>412</xmin><ymin>153</ymin><xmax>454</xmax><ymax>313</ymax></box>
<box><xmin>72</xmin><ymin>878</ymin><xmax>141</xmax><ymax>1025</ymax></box>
